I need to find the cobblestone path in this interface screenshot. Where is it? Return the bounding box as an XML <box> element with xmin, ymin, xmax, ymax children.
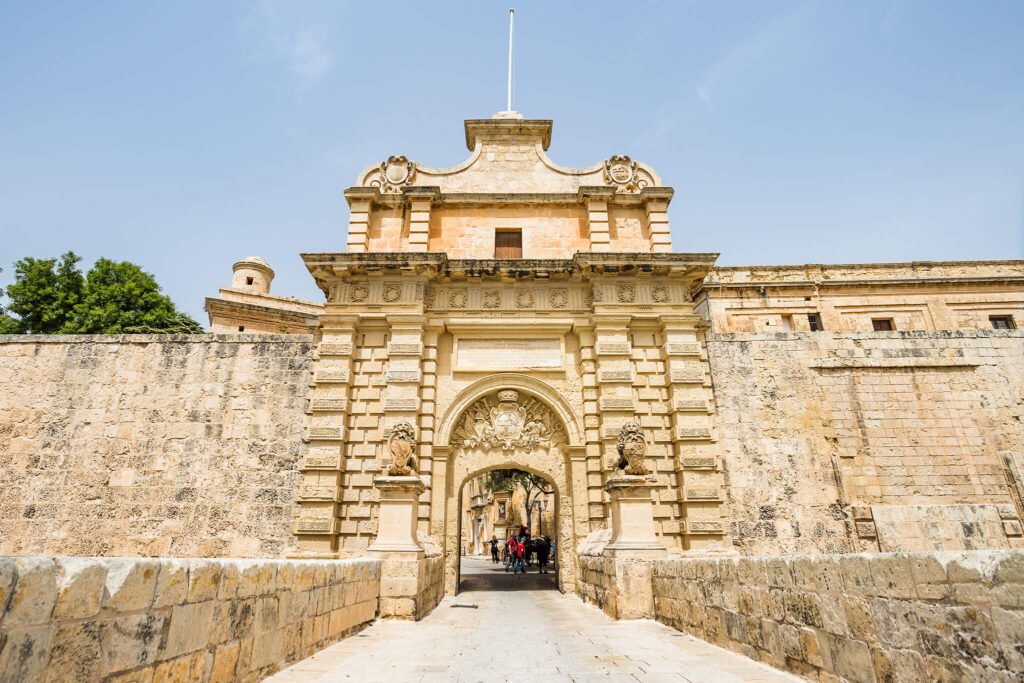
<box><xmin>267</xmin><ymin>557</ymin><xmax>798</xmax><ymax>682</ymax></box>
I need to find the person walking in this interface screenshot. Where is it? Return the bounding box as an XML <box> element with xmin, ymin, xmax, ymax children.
<box><xmin>489</xmin><ymin>535</ymin><xmax>499</xmax><ymax>563</ymax></box>
<box><xmin>513</xmin><ymin>536</ymin><xmax>526</xmax><ymax>574</ymax></box>
<box><xmin>504</xmin><ymin>535</ymin><xmax>517</xmax><ymax>572</ymax></box>
<box><xmin>536</xmin><ymin>536</ymin><xmax>550</xmax><ymax>574</ymax></box>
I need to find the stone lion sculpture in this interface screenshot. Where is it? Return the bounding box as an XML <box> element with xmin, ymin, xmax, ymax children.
<box><xmin>615</xmin><ymin>422</ymin><xmax>649</xmax><ymax>475</ymax></box>
<box><xmin>386</xmin><ymin>422</ymin><xmax>416</xmax><ymax>475</ymax></box>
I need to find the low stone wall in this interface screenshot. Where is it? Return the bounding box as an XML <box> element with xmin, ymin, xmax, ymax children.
<box><xmin>0</xmin><ymin>556</ymin><xmax>379</xmax><ymax>682</ymax></box>
<box><xmin>651</xmin><ymin>550</ymin><xmax>1024</xmax><ymax>682</ymax></box>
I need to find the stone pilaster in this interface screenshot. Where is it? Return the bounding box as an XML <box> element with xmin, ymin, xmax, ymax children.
<box><xmin>404</xmin><ymin>186</ymin><xmax>438</xmax><ymax>253</ymax></box>
<box><xmin>344</xmin><ymin>188</ymin><xmax>376</xmax><ymax>253</ymax></box>
<box><xmin>660</xmin><ymin>315</ymin><xmax>728</xmax><ymax>550</ymax></box>
<box><xmin>291</xmin><ymin>314</ymin><xmax>358</xmax><ymax>557</ymax></box>
<box><xmin>580</xmin><ymin>187</ymin><xmax>615</xmax><ymax>252</ymax></box>
<box><xmin>577</xmin><ymin>327</ymin><xmax>606</xmax><ymax>531</ymax></box>
<box><xmin>642</xmin><ymin>187</ymin><xmax>673</xmax><ymax>253</ymax></box>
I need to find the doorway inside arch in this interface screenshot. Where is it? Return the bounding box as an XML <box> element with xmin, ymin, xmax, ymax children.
<box><xmin>458</xmin><ymin>468</ymin><xmax>558</xmax><ymax>593</ymax></box>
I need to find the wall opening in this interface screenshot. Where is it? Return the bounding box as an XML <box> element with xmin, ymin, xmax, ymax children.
<box><xmin>457</xmin><ymin>468</ymin><xmax>558</xmax><ymax>593</ymax></box>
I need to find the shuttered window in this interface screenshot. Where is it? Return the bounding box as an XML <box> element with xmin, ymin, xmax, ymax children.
<box><xmin>495</xmin><ymin>230</ymin><xmax>522</xmax><ymax>258</ymax></box>
<box><xmin>872</xmin><ymin>319</ymin><xmax>894</xmax><ymax>331</ymax></box>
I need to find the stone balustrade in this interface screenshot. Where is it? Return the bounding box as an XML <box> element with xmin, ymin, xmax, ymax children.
<box><xmin>0</xmin><ymin>556</ymin><xmax>380</xmax><ymax>681</ymax></box>
<box><xmin>651</xmin><ymin>550</ymin><xmax>1024</xmax><ymax>682</ymax></box>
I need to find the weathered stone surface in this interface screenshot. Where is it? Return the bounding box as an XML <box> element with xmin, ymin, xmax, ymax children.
<box><xmin>0</xmin><ymin>625</ymin><xmax>53</xmax><ymax>682</ymax></box>
<box><xmin>103</xmin><ymin>558</ymin><xmax>158</xmax><ymax>612</ymax></box>
<box><xmin>105</xmin><ymin>613</ymin><xmax>166</xmax><ymax>674</ymax></box>
<box><xmin>648</xmin><ymin>549</ymin><xmax>1024</xmax><ymax>682</ymax></box>
<box><xmin>6</xmin><ymin>558</ymin><xmax>58</xmax><ymax>626</ymax></box>
<box><xmin>0</xmin><ymin>557</ymin><xmax>380</xmax><ymax>683</ymax></box>
<box><xmin>44</xmin><ymin>620</ymin><xmax>105</xmax><ymax>682</ymax></box>
<box><xmin>0</xmin><ymin>336</ymin><xmax>312</xmax><ymax>560</ymax></box>
<box><xmin>53</xmin><ymin>557</ymin><xmax>106</xmax><ymax>620</ymax></box>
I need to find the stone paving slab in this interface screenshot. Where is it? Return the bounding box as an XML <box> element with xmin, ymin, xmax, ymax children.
<box><xmin>266</xmin><ymin>557</ymin><xmax>799</xmax><ymax>683</ymax></box>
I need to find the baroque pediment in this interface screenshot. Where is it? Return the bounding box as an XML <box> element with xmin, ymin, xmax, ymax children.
<box><xmin>355</xmin><ymin>115</ymin><xmax>660</xmax><ymax>194</ymax></box>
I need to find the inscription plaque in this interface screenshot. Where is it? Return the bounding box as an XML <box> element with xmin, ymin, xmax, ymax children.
<box><xmin>456</xmin><ymin>338</ymin><xmax>562</xmax><ymax>370</ymax></box>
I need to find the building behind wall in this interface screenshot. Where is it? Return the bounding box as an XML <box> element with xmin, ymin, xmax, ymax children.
<box><xmin>2</xmin><ymin>112</ymin><xmax>1023</xmax><ymax>592</ymax></box>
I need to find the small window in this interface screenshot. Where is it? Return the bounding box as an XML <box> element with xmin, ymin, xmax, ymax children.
<box><xmin>246</xmin><ymin>277</ymin><xmax>254</xmax><ymax>286</ymax></box>
<box><xmin>780</xmin><ymin>315</ymin><xmax>793</xmax><ymax>331</ymax></box>
<box><xmin>238</xmin><ymin>326</ymin><xmax>245</xmax><ymax>332</ymax></box>
<box><xmin>495</xmin><ymin>230</ymin><xmax>522</xmax><ymax>258</ymax></box>
<box><xmin>807</xmin><ymin>313</ymin><xmax>824</xmax><ymax>331</ymax></box>
<box><xmin>872</xmin><ymin>319</ymin><xmax>894</xmax><ymax>331</ymax></box>
<box><xmin>991</xmin><ymin>315</ymin><xmax>1016</xmax><ymax>330</ymax></box>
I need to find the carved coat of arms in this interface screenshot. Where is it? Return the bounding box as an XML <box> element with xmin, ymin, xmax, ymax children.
<box><xmin>453</xmin><ymin>390</ymin><xmax>565</xmax><ymax>452</ymax></box>
<box><xmin>373</xmin><ymin>155</ymin><xmax>415</xmax><ymax>193</ymax></box>
<box><xmin>604</xmin><ymin>155</ymin><xmax>649</xmax><ymax>194</ymax></box>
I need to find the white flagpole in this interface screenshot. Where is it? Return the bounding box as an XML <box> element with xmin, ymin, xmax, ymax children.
<box><xmin>507</xmin><ymin>9</ymin><xmax>514</xmax><ymax>112</ymax></box>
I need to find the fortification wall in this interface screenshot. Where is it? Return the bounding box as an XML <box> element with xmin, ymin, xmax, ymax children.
<box><xmin>707</xmin><ymin>331</ymin><xmax>1024</xmax><ymax>557</ymax></box>
<box><xmin>0</xmin><ymin>335</ymin><xmax>315</xmax><ymax>559</ymax></box>
<box><xmin>0</xmin><ymin>556</ymin><xmax>379</xmax><ymax>682</ymax></box>
<box><xmin>651</xmin><ymin>550</ymin><xmax>1024</xmax><ymax>682</ymax></box>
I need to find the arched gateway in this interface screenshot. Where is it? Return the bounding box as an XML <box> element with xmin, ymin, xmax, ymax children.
<box><xmin>283</xmin><ymin>114</ymin><xmax>728</xmax><ymax>620</ymax></box>
<box><xmin>433</xmin><ymin>375</ymin><xmax>586</xmax><ymax>594</ymax></box>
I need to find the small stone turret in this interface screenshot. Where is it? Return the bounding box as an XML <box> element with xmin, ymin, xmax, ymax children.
<box><xmin>231</xmin><ymin>256</ymin><xmax>274</xmax><ymax>294</ymax></box>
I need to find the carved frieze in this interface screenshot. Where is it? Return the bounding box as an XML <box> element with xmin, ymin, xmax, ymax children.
<box><xmin>318</xmin><ymin>343</ymin><xmax>353</xmax><ymax>356</ymax></box>
<box><xmin>383</xmin><ymin>284</ymin><xmax>403</xmax><ymax>302</ymax></box>
<box><xmin>300</xmin><ymin>454</ymin><xmax>343</xmax><ymax>470</ymax></box>
<box><xmin>385</xmin><ymin>369</ymin><xmax>421</xmax><ymax>383</ymax></box>
<box><xmin>673</xmin><ymin>398</ymin><xmax>708</xmax><ymax>412</ymax></box>
<box><xmin>294</xmin><ymin>517</ymin><xmax>339</xmax><ymax>535</ymax></box>
<box><xmin>482</xmin><ymin>289</ymin><xmax>502</xmax><ymax>308</ymax></box>
<box><xmin>549</xmin><ymin>289</ymin><xmax>568</xmax><ymax>309</ymax></box>
<box><xmin>310</xmin><ymin>398</ymin><xmax>348</xmax><ymax>412</ymax></box>
<box><xmin>686</xmin><ymin>520</ymin><xmax>724</xmax><ymax>535</ymax></box>
<box><xmin>314</xmin><ymin>370</ymin><xmax>350</xmax><ymax>384</ymax></box>
<box><xmin>350</xmin><ymin>285</ymin><xmax>369</xmax><ymax>303</ymax></box>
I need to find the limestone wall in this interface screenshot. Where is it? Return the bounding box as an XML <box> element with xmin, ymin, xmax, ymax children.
<box><xmin>0</xmin><ymin>556</ymin><xmax>379</xmax><ymax>682</ymax></box>
<box><xmin>707</xmin><ymin>331</ymin><xmax>1024</xmax><ymax>556</ymax></box>
<box><xmin>0</xmin><ymin>335</ymin><xmax>314</xmax><ymax>559</ymax></box>
<box><xmin>651</xmin><ymin>550</ymin><xmax>1024</xmax><ymax>682</ymax></box>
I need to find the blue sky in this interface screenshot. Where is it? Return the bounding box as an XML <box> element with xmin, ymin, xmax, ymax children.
<box><xmin>2</xmin><ymin>1</ymin><xmax>1023</xmax><ymax>322</ymax></box>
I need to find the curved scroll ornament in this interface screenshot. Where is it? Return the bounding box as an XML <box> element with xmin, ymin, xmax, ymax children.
<box><xmin>386</xmin><ymin>422</ymin><xmax>417</xmax><ymax>475</ymax></box>
<box><xmin>451</xmin><ymin>390</ymin><xmax>567</xmax><ymax>452</ymax></box>
<box><xmin>615</xmin><ymin>422</ymin><xmax>649</xmax><ymax>475</ymax></box>
<box><xmin>604</xmin><ymin>155</ymin><xmax>649</xmax><ymax>194</ymax></box>
<box><xmin>371</xmin><ymin>155</ymin><xmax>415</xmax><ymax>193</ymax></box>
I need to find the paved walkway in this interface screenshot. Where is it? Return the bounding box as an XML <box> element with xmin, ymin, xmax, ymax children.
<box><xmin>267</xmin><ymin>556</ymin><xmax>798</xmax><ymax>682</ymax></box>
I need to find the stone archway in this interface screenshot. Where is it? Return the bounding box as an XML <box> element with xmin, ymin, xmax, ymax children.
<box><xmin>435</xmin><ymin>380</ymin><xmax>584</xmax><ymax>595</ymax></box>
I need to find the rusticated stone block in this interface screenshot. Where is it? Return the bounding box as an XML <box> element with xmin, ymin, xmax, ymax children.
<box><xmin>53</xmin><ymin>558</ymin><xmax>105</xmax><ymax>621</ymax></box>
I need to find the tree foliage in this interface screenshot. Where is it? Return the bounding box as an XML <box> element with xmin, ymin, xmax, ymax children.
<box><xmin>482</xmin><ymin>468</ymin><xmax>553</xmax><ymax>533</ymax></box>
<box><xmin>2</xmin><ymin>252</ymin><xmax>202</xmax><ymax>334</ymax></box>
<box><xmin>3</xmin><ymin>252</ymin><xmax>83</xmax><ymax>333</ymax></box>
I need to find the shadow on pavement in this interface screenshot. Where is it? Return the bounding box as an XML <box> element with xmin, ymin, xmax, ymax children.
<box><xmin>458</xmin><ymin>556</ymin><xmax>558</xmax><ymax>593</ymax></box>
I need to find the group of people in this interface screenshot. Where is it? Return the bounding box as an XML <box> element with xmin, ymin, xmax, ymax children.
<box><xmin>489</xmin><ymin>526</ymin><xmax>553</xmax><ymax>575</ymax></box>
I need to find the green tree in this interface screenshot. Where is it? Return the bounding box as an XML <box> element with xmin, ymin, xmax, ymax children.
<box><xmin>61</xmin><ymin>258</ymin><xmax>202</xmax><ymax>334</ymax></box>
<box><xmin>483</xmin><ymin>469</ymin><xmax>553</xmax><ymax>533</ymax></box>
<box><xmin>2</xmin><ymin>252</ymin><xmax>202</xmax><ymax>334</ymax></box>
<box><xmin>3</xmin><ymin>252</ymin><xmax>84</xmax><ymax>333</ymax></box>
